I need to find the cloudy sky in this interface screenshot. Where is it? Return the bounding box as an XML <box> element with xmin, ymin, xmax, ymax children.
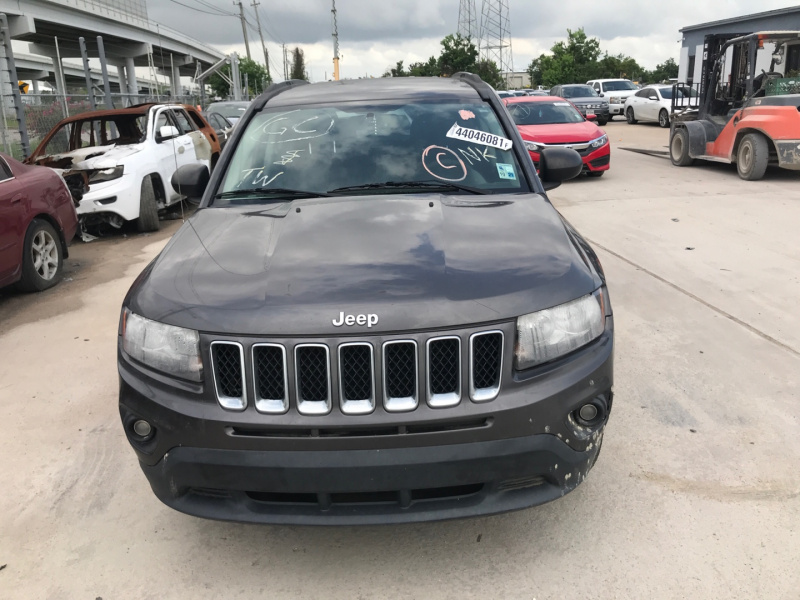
<box><xmin>147</xmin><ymin>0</ymin><xmax>798</xmax><ymax>81</ymax></box>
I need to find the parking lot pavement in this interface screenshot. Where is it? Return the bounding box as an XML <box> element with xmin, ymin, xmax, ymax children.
<box><xmin>1</xmin><ymin>122</ymin><xmax>798</xmax><ymax>599</ymax></box>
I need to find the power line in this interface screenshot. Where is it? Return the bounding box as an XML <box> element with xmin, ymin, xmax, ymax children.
<box><xmin>166</xmin><ymin>0</ymin><xmax>234</xmax><ymax>16</ymax></box>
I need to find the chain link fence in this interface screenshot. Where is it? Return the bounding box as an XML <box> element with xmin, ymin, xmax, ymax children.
<box><xmin>2</xmin><ymin>90</ymin><xmax>202</xmax><ymax>160</ymax></box>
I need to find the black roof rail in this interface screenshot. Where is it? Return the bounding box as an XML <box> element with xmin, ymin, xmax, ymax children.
<box><xmin>252</xmin><ymin>79</ymin><xmax>310</xmax><ymax>110</ymax></box>
<box><xmin>452</xmin><ymin>72</ymin><xmax>495</xmax><ymax>101</ymax></box>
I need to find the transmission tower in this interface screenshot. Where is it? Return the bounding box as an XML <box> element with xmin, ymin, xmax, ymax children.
<box><xmin>457</xmin><ymin>0</ymin><xmax>479</xmax><ymax>41</ymax></box>
<box><xmin>332</xmin><ymin>0</ymin><xmax>340</xmax><ymax>80</ymax></box>
<box><xmin>479</xmin><ymin>0</ymin><xmax>513</xmax><ymax>82</ymax></box>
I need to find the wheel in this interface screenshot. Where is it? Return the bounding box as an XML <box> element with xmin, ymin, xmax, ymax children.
<box><xmin>597</xmin><ymin>118</ymin><xmax>608</xmax><ymax>126</ymax></box>
<box><xmin>587</xmin><ymin>171</ymin><xmax>605</xmax><ymax>178</ymax></box>
<box><xmin>658</xmin><ymin>109</ymin><xmax>670</xmax><ymax>128</ymax></box>
<box><xmin>736</xmin><ymin>133</ymin><xmax>769</xmax><ymax>181</ymax></box>
<box><xmin>626</xmin><ymin>107</ymin><xmax>637</xmax><ymax>124</ymax></box>
<box><xmin>136</xmin><ymin>176</ymin><xmax>160</xmax><ymax>232</ymax></box>
<box><xmin>607</xmin><ymin>115</ymin><xmax>614</xmax><ymax>122</ymax></box>
<box><xmin>16</xmin><ymin>219</ymin><xmax>63</xmax><ymax>292</ymax></box>
<box><xmin>670</xmin><ymin>127</ymin><xmax>694</xmax><ymax>166</ymax></box>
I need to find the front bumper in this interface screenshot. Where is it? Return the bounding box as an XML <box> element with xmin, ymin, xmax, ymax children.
<box><xmin>119</xmin><ymin>320</ymin><xmax>613</xmax><ymax>524</ymax></box>
<box><xmin>76</xmin><ymin>174</ymin><xmax>140</xmax><ymax>222</ymax></box>
<box><xmin>576</xmin><ymin>105</ymin><xmax>610</xmax><ymax>121</ymax></box>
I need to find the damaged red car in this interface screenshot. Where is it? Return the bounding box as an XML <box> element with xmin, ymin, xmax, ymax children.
<box><xmin>504</xmin><ymin>96</ymin><xmax>610</xmax><ymax>178</ymax></box>
<box><xmin>0</xmin><ymin>153</ymin><xmax>78</xmax><ymax>292</ymax></box>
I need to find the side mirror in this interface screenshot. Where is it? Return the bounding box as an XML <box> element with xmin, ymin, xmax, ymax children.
<box><xmin>586</xmin><ymin>113</ymin><xmax>597</xmax><ymax>121</ymax></box>
<box><xmin>539</xmin><ymin>147</ymin><xmax>583</xmax><ymax>191</ymax></box>
<box><xmin>156</xmin><ymin>125</ymin><xmax>180</xmax><ymax>143</ymax></box>
<box><xmin>171</xmin><ymin>164</ymin><xmax>210</xmax><ymax>200</ymax></box>
<box><xmin>599</xmin><ymin>93</ymin><xmax>604</xmax><ymax>97</ymax></box>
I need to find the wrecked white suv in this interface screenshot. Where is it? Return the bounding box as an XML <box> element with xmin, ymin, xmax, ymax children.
<box><xmin>26</xmin><ymin>103</ymin><xmax>221</xmax><ymax>234</ymax></box>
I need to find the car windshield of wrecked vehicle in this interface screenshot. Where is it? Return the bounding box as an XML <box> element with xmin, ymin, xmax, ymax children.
<box><xmin>38</xmin><ymin>115</ymin><xmax>148</xmax><ymax>159</ymax></box>
<box><xmin>216</xmin><ymin>101</ymin><xmax>529</xmax><ymax>201</ymax></box>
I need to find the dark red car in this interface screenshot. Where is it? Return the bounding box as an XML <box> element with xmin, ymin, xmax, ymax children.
<box><xmin>504</xmin><ymin>96</ymin><xmax>610</xmax><ymax>177</ymax></box>
<box><xmin>0</xmin><ymin>153</ymin><xmax>78</xmax><ymax>292</ymax></box>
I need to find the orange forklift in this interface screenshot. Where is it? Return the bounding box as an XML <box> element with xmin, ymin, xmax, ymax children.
<box><xmin>669</xmin><ymin>31</ymin><xmax>800</xmax><ymax>180</ymax></box>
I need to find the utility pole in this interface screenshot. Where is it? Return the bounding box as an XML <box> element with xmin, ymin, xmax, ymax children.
<box><xmin>234</xmin><ymin>0</ymin><xmax>251</xmax><ymax>60</ymax></box>
<box><xmin>331</xmin><ymin>0</ymin><xmax>340</xmax><ymax>81</ymax></box>
<box><xmin>250</xmin><ymin>0</ymin><xmax>270</xmax><ymax>80</ymax></box>
<box><xmin>283</xmin><ymin>43</ymin><xmax>288</xmax><ymax>80</ymax></box>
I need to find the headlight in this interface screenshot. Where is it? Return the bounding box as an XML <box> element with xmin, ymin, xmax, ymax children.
<box><xmin>609</xmin><ymin>96</ymin><xmax>621</xmax><ymax>104</ymax></box>
<box><xmin>590</xmin><ymin>134</ymin><xmax>608</xmax><ymax>148</ymax></box>
<box><xmin>514</xmin><ymin>289</ymin><xmax>606</xmax><ymax>370</ymax></box>
<box><xmin>89</xmin><ymin>165</ymin><xmax>124</xmax><ymax>183</ymax></box>
<box><xmin>524</xmin><ymin>140</ymin><xmax>544</xmax><ymax>152</ymax></box>
<box><xmin>121</xmin><ymin>308</ymin><xmax>202</xmax><ymax>381</ymax></box>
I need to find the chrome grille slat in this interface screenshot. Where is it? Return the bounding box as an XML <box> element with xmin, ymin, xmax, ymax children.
<box><xmin>427</xmin><ymin>336</ymin><xmax>461</xmax><ymax>408</ymax></box>
<box><xmin>295</xmin><ymin>344</ymin><xmax>331</xmax><ymax>415</ymax></box>
<box><xmin>383</xmin><ymin>340</ymin><xmax>418</xmax><ymax>412</ymax></box>
<box><xmin>470</xmin><ymin>331</ymin><xmax>504</xmax><ymax>402</ymax></box>
<box><xmin>252</xmin><ymin>344</ymin><xmax>288</xmax><ymax>414</ymax></box>
<box><xmin>339</xmin><ymin>343</ymin><xmax>375</xmax><ymax>415</ymax></box>
<box><xmin>210</xmin><ymin>341</ymin><xmax>246</xmax><ymax>411</ymax></box>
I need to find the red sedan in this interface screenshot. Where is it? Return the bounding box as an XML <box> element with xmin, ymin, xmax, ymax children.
<box><xmin>504</xmin><ymin>96</ymin><xmax>610</xmax><ymax>177</ymax></box>
<box><xmin>0</xmin><ymin>153</ymin><xmax>78</xmax><ymax>292</ymax></box>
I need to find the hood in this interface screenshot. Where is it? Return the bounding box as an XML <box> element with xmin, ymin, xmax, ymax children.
<box><xmin>49</xmin><ymin>144</ymin><xmax>143</xmax><ymax>170</ymax></box>
<box><xmin>129</xmin><ymin>194</ymin><xmax>601</xmax><ymax>335</ymax></box>
<box><xmin>517</xmin><ymin>122</ymin><xmax>604</xmax><ymax>144</ymax></box>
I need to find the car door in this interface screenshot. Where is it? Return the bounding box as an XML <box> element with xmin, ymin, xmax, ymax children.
<box><xmin>643</xmin><ymin>88</ymin><xmax>661</xmax><ymax>121</ymax></box>
<box><xmin>0</xmin><ymin>157</ymin><xmax>27</xmax><ymax>285</ymax></box>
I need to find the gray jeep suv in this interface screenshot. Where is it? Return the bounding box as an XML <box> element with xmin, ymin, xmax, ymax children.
<box><xmin>118</xmin><ymin>73</ymin><xmax>614</xmax><ymax>524</ymax></box>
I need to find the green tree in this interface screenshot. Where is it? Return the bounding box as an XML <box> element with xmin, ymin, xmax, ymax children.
<box><xmin>527</xmin><ymin>28</ymin><xmax>602</xmax><ymax>87</ymax></box>
<box><xmin>209</xmin><ymin>57</ymin><xmax>271</xmax><ymax>98</ymax></box>
<box><xmin>644</xmin><ymin>58</ymin><xmax>679</xmax><ymax>83</ymax></box>
<box><xmin>474</xmin><ymin>59</ymin><xmax>504</xmax><ymax>89</ymax></box>
<box><xmin>437</xmin><ymin>33</ymin><xmax>479</xmax><ymax>76</ymax></box>
<box><xmin>408</xmin><ymin>56</ymin><xmax>440</xmax><ymax>77</ymax></box>
<box><xmin>597</xmin><ymin>52</ymin><xmax>644</xmax><ymax>81</ymax></box>
<box><xmin>385</xmin><ymin>60</ymin><xmax>407</xmax><ymax>77</ymax></box>
<box><xmin>290</xmin><ymin>47</ymin><xmax>308</xmax><ymax>81</ymax></box>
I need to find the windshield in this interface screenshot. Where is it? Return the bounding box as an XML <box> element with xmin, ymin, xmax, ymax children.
<box><xmin>602</xmin><ymin>80</ymin><xmax>637</xmax><ymax>91</ymax></box>
<box><xmin>211</xmin><ymin>104</ymin><xmax>249</xmax><ymax>118</ymax></box>
<box><xmin>560</xmin><ymin>86</ymin><xmax>598</xmax><ymax>98</ymax></box>
<box><xmin>217</xmin><ymin>101</ymin><xmax>528</xmax><ymax>201</ymax></box>
<box><xmin>507</xmin><ymin>101</ymin><xmax>584</xmax><ymax>125</ymax></box>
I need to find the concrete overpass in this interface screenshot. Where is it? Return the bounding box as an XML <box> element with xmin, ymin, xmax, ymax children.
<box><xmin>1</xmin><ymin>0</ymin><xmax>225</xmax><ymax>96</ymax></box>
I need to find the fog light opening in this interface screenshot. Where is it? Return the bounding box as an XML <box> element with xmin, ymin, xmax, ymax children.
<box><xmin>132</xmin><ymin>419</ymin><xmax>153</xmax><ymax>438</ymax></box>
<box><xmin>579</xmin><ymin>404</ymin><xmax>598</xmax><ymax>421</ymax></box>
<box><xmin>574</xmin><ymin>399</ymin><xmax>606</xmax><ymax>428</ymax></box>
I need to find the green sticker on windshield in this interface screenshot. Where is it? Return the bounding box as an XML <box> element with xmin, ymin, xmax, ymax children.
<box><xmin>497</xmin><ymin>163</ymin><xmax>516</xmax><ymax>180</ymax></box>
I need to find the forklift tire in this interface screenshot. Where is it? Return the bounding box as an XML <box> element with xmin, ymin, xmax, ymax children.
<box><xmin>737</xmin><ymin>133</ymin><xmax>769</xmax><ymax>181</ymax></box>
<box><xmin>670</xmin><ymin>127</ymin><xmax>694</xmax><ymax>167</ymax></box>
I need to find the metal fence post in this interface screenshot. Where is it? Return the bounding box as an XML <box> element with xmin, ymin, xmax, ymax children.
<box><xmin>96</xmin><ymin>36</ymin><xmax>113</xmax><ymax>109</ymax></box>
<box><xmin>78</xmin><ymin>37</ymin><xmax>97</xmax><ymax>110</ymax></box>
<box><xmin>0</xmin><ymin>13</ymin><xmax>30</xmax><ymax>158</ymax></box>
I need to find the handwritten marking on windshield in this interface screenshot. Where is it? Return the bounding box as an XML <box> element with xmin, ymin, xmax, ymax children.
<box><xmin>274</xmin><ymin>149</ymin><xmax>304</xmax><ymax>166</ymax></box>
<box><xmin>459</xmin><ymin>146</ymin><xmax>496</xmax><ymax>166</ymax></box>
<box><xmin>237</xmin><ymin>168</ymin><xmax>284</xmax><ymax>188</ymax></box>
<box><xmin>249</xmin><ymin>110</ymin><xmax>335</xmax><ymax>144</ymax></box>
<box><xmin>422</xmin><ymin>145</ymin><xmax>467</xmax><ymax>182</ymax></box>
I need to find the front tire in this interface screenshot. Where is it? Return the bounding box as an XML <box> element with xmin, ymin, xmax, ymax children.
<box><xmin>626</xmin><ymin>107</ymin><xmax>637</xmax><ymax>124</ymax></box>
<box><xmin>597</xmin><ymin>118</ymin><xmax>608</xmax><ymax>126</ymax></box>
<box><xmin>670</xmin><ymin>127</ymin><xmax>694</xmax><ymax>166</ymax></box>
<box><xmin>658</xmin><ymin>109</ymin><xmax>670</xmax><ymax>128</ymax></box>
<box><xmin>16</xmin><ymin>219</ymin><xmax>63</xmax><ymax>292</ymax></box>
<box><xmin>136</xmin><ymin>176</ymin><xmax>160</xmax><ymax>232</ymax></box>
<box><xmin>737</xmin><ymin>133</ymin><xmax>769</xmax><ymax>181</ymax></box>
<box><xmin>587</xmin><ymin>171</ymin><xmax>605</xmax><ymax>178</ymax></box>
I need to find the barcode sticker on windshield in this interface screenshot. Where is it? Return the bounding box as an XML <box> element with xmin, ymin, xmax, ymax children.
<box><xmin>446</xmin><ymin>123</ymin><xmax>513</xmax><ymax>151</ymax></box>
<box><xmin>554</xmin><ymin>102</ymin><xmax>571</xmax><ymax>106</ymax></box>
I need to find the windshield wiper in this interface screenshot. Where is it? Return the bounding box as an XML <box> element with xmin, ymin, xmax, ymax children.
<box><xmin>214</xmin><ymin>187</ymin><xmax>331</xmax><ymax>200</ymax></box>
<box><xmin>328</xmin><ymin>180</ymin><xmax>490</xmax><ymax>195</ymax></box>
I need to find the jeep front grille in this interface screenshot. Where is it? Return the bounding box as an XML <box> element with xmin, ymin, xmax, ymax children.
<box><xmin>210</xmin><ymin>327</ymin><xmax>505</xmax><ymax>414</ymax></box>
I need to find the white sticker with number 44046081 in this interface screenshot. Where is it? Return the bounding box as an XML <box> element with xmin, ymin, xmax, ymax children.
<box><xmin>446</xmin><ymin>123</ymin><xmax>513</xmax><ymax>151</ymax></box>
